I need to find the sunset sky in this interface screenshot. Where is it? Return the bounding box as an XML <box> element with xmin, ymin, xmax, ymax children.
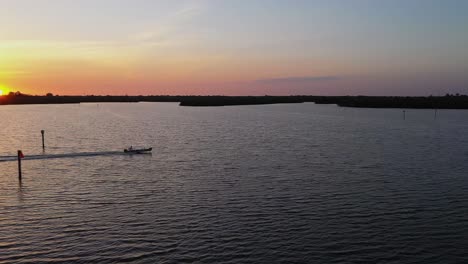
<box><xmin>1</xmin><ymin>0</ymin><xmax>467</xmax><ymax>96</ymax></box>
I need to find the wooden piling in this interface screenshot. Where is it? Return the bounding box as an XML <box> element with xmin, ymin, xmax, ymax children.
<box><xmin>41</xmin><ymin>130</ymin><xmax>45</xmax><ymax>149</ymax></box>
<box><xmin>17</xmin><ymin>150</ymin><xmax>22</xmax><ymax>181</ymax></box>
<box><xmin>403</xmin><ymin>110</ymin><xmax>406</xmax><ymax>120</ymax></box>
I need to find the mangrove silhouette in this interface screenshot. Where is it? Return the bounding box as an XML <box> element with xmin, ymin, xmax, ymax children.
<box><xmin>2</xmin><ymin>92</ymin><xmax>468</xmax><ymax>109</ymax></box>
<box><xmin>179</xmin><ymin>96</ymin><xmax>304</xmax><ymax>106</ymax></box>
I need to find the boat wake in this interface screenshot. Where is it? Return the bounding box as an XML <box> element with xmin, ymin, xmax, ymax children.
<box><xmin>0</xmin><ymin>151</ymin><xmax>136</xmax><ymax>163</ymax></box>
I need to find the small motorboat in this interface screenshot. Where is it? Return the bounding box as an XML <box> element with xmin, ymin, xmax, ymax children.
<box><xmin>124</xmin><ymin>147</ymin><xmax>152</xmax><ymax>154</ymax></box>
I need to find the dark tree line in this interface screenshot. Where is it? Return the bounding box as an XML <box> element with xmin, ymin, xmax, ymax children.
<box><xmin>2</xmin><ymin>92</ymin><xmax>468</xmax><ymax>109</ymax></box>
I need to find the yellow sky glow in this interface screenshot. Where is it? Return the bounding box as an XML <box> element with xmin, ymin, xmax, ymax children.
<box><xmin>0</xmin><ymin>39</ymin><xmax>344</xmax><ymax>95</ymax></box>
<box><xmin>0</xmin><ymin>85</ymin><xmax>10</xmax><ymax>95</ymax></box>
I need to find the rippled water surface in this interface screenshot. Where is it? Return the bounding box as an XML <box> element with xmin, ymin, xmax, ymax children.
<box><xmin>1</xmin><ymin>103</ymin><xmax>468</xmax><ymax>263</ymax></box>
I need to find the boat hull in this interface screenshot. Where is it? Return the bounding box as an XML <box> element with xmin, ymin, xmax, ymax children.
<box><xmin>124</xmin><ymin>147</ymin><xmax>152</xmax><ymax>154</ymax></box>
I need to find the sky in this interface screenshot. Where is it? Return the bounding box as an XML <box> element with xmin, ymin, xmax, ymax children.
<box><xmin>0</xmin><ymin>0</ymin><xmax>467</xmax><ymax>96</ymax></box>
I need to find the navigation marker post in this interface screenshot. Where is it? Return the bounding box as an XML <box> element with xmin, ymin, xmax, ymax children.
<box><xmin>41</xmin><ymin>130</ymin><xmax>45</xmax><ymax>149</ymax></box>
<box><xmin>17</xmin><ymin>150</ymin><xmax>23</xmax><ymax>181</ymax></box>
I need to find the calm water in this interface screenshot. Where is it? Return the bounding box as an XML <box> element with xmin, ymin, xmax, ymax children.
<box><xmin>1</xmin><ymin>103</ymin><xmax>468</xmax><ymax>263</ymax></box>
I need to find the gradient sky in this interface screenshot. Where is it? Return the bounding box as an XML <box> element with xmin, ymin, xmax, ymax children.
<box><xmin>1</xmin><ymin>0</ymin><xmax>467</xmax><ymax>96</ymax></box>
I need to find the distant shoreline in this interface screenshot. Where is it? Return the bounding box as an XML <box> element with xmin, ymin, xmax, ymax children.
<box><xmin>1</xmin><ymin>95</ymin><xmax>468</xmax><ymax>109</ymax></box>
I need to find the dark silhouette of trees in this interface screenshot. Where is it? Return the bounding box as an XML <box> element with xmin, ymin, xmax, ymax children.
<box><xmin>2</xmin><ymin>92</ymin><xmax>468</xmax><ymax>109</ymax></box>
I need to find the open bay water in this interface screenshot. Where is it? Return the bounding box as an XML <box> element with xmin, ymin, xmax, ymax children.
<box><xmin>1</xmin><ymin>102</ymin><xmax>468</xmax><ymax>263</ymax></box>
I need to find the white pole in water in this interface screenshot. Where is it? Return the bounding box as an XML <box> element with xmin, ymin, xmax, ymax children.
<box><xmin>41</xmin><ymin>130</ymin><xmax>45</xmax><ymax>149</ymax></box>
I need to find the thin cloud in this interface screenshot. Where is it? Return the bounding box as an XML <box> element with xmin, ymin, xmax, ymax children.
<box><xmin>255</xmin><ymin>76</ymin><xmax>341</xmax><ymax>84</ymax></box>
<box><xmin>0</xmin><ymin>40</ymin><xmax>128</xmax><ymax>52</ymax></box>
<box><xmin>0</xmin><ymin>70</ymin><xmax>30</xmax><ymax>76</ymax></box>
<box><xmin>131</xmin><ymin>1</ymin><xmax>205</xmax><ymax>45</ymax></box>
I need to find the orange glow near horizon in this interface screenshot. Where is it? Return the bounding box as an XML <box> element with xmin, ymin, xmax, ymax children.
<box><xmin>0</xmin><ymin>42</ymin><xmax>347</xmax><ymax>96</ymax></box>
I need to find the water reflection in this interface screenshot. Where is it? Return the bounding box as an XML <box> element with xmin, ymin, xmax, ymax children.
<box><xmin>17</xmin><ymin>180</ymin><xmax>24</xmax><ymax>202</ymax></box>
